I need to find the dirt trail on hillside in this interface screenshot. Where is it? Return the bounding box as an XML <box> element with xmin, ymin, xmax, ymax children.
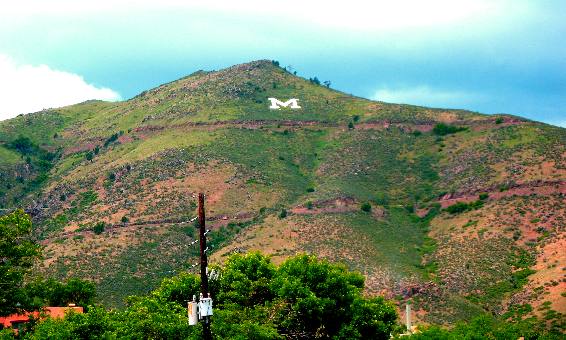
<box><xmin>290</xmin><ymin>196</ymin><xmax>358</xmax><ymax>215</ymax></box>
<box><xmin>438</xmin><ymin>180</ymin><xmax>565</xmax><ymax>208</ymax></box>
<box><xmin>42</xmin><ymin>179</ymin><xmax>561</xmax><ymax>245</ymax></box>
<box><xmin>59</xmin><ymin>117</ymin><xmax>527</xmax><ymax>155</ymax></box>
<box><xmin>40</xmin><ymin>197</ymin><xmax>360</xmax><ymax>245</ymax></box>
<box><xmin>131</xmin><ymin>117</ymin><xmax>525</xmax><ymax>134</ymax></box>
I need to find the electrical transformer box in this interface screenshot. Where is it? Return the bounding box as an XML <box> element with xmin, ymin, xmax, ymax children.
<box><xmin>199</xmin><ymin>297</ymin><xmax>213</xmax><ymax>317</ymax></box>
<box><xmin>188</xmin><ymin>301</ymin><xmax>198</xmax><ymax>325</ymax></box>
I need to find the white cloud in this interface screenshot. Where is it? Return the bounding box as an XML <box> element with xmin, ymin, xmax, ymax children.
<box><xmin>0</xmin><ymin>0</ymin><xmax>510</xmax><ymax>32</ymax></box>
<box><xmin>372</xmin><ymin>85</ymin><xmax>483</xmax><ymax>108</ymax></box>
<box><xmin>0</xmin><ymin>54</ymin><xmax>120</xmax><ymax>121</ymax></box>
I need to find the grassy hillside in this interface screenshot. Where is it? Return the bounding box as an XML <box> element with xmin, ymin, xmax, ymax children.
<box><xmin>0</xmin><ymin>60</ymin><xmax>564</xmax><ymax>329</ymax></box>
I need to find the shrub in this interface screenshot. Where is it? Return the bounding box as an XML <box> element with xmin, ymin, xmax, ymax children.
<box><xmin>479</xmin><ymin>192</ymin><xmax>489</xmax><ymax>200</ymax></box>
<box><xmin>306</xmin><ymin>187</ymin><xmax>315</xmax><ymax>193</ymax></box>
<box><xmin>306</xmin><ymin>201</ymin><xmax>313</xmax><ymax>210</ymax></box>
<box><xmin>495</xmin><ymin>117</ymin><xmax>504</xmax><ymax>124</ymax></box>
<box><xmin>432</xmin><ymin>123</ymin><xmax>466</xmax><ymax>136</ymax></box>
<box><xmin>279</xmin><ymin>209</ymin><xmax>287</xmax><ymax>219</ymax></box>
<box><xmin>361</xmin><ymin>202</ymin><xmax>372</xmax><ymax>212</ymax></box>
<box><xmin>445</xmin><ymin>202</ymin><xmax>470</xmax><ymax>214</ymax></box>
<box><xmin>104</xmin><ymin>133</ymin><xmax>120</xmax><ymax>147</ymax></box>
<box><xmin>121</xmin><ymin>216</ymin><xmax>129</xmax><ymax>223</ymax></box>
<box><xmin>93</xmin><ymin>222</ymin><xmax>105</xmax><ymax>235</ymax></box>
<box><xmin>309</xmin><ymin>77</ymin><xmax>321</xmax><ymax>85</ymax></box>
<box><xmin>445</xmin><ymin>200</ymin><xmax>484</xmax><ymax>214</ymax></box>
<box><xmin>348</xmin><ymin>122</ymin><xmax>355</xmax><ymax>129</ymax></box>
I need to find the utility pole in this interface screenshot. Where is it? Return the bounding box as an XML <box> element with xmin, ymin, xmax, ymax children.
<box><xmin>198</xmin><ymin>193</ymin><xmax>212</xmax><ymax>340</ymax></box>
<box><xmin>405</xmin><ymin>302</ymin><xmax>412</xmax><ymax>333</ymax></box>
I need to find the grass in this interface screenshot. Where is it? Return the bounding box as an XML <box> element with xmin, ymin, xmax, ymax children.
<box><xmin>339</xmin><ymin>209</ymin><xmax>430</xmax><ymax>277</ymax></box>
<box><xmin>0</xmin><ymin>145</ymin><xmax>21</xmax><ymax>163</ymax></box>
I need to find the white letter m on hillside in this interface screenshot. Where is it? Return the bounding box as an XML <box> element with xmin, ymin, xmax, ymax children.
<box><xmin>268</xmin><ymin>98</ymin><xmax>301</xmax><ymax>109</ymax></box>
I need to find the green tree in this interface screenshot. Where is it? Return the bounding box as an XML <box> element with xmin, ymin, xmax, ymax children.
<box><xmin>23</xmin><ymin>253</ymin><xmax>399</xmax><ymax>339</ymax></box>
<box><xmin>22</xmin><ymin>278</ymin><xmax>96</xmax><ymax>310</ymax></box>
<box><xmin>272</xmin><ymin>254</ymin><xmax>396</xmax><ymax>339</ymax></box>
<box><xmin>0</xmin><ymin>210</ymin><xmax>41</xmax><ymax>316</ymax></box>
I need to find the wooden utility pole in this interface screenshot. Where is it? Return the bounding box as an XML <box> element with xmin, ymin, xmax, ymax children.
<box><xmin>198</xmin><ymin>193</ymin><xmax>212</xmax><ymax>340</ymax></box>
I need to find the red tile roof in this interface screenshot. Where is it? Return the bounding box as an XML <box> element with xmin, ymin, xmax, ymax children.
<box><xmin>0</xmin><ymin>306</ymin><xmax>83</xmax><ymax>329</ymax></box>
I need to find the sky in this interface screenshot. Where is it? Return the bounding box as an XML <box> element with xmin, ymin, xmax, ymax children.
<box><xmin>0</xmin><ymin>0</ymin><xmax>565</xmax><ymax>126</ymax></box>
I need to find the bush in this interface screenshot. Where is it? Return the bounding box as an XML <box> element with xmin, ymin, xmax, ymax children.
<box><xmin>309</xmin><ymin>77</ymin><xmax>321</xmax><ymax>85</ymax></box>
<box><xmin>306</xmin><ymin>187</ymin><xmax>315</xmax><ymax>193</ymax></box>
<box><xmin>306</xmin><ymin>201</ymin><xmax>313</xmax><ymax>210</ymax></box>
<box><xmin>445</xmin><ymin>202</ymin><xmax>470</xmax><ymax>214</ymax></box>
<box><xmin>107</xmin><ymin>172</ymin><xmax>116</xmax><ymax>181</ymax></box>
<box><xmin>407</xmin><ymin>314</ymin><xmax>560</xmax><ymax>339</ymax></box>
<box><xmin>479</xmin><ymin>192</ymin><xmax>489</xmax><ymax>200</ymax></box>
<box><xmin>445</xmin><ymin>200</ymin><xmax>484</xmax><ymax>214</ymax></box>
<box><xmin>121</xmin><ymin>216</ymin><xmax>129</xmax><ymax>223</ymax></box>
<box><xmin>279</xmin><ymin>209</ymin><xmax>287</xmax><ymax>219</ymax></box>
<box><xmin>495</xmin><ymin>117</ymin><xmax>504</xmax><ymax>124</ymax></box>
<box><xmin>348</xmin><ymin>121</ymin><xmax>355</xmax><ymax>129</ymax></box>
<box><xmin>361</xmin><ymin>202</ymin><xmax>372</xmax><ymax>212</ymax></box>
<box><xmin>93</xmin><ymin>222</ymin><xmax>105</xmax><ymax>235</ymax></box>
<box><xmin>103</xmin><ymin>133</ymin><xmax>119</xmax><ymax>147</ymax></box>
<box><xmin>432</xmin><ymin>123</ymin><xmax>466</xmax><ymax>136</ymax></box>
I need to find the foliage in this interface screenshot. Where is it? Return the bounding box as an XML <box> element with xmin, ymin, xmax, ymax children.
<box><xmin>1</xmin><ymin>137</ymin><xmax>55</xmax><ymax>204</ymax></box>
<box><xmin>432</xmin><ymin>123</ymin><xmax>466</xmax><ymax>136</ymax></box>
<box><xmin>22</xmin><ymin>278</ymin><xmax>96</xmax><ymax>310</ymax></box>
<box><xmin>93</xmin><ymin>222</ymin><xmax>105</xmax><ymax>235</ymax></box>
<box><xmin>0</xmin><ymin>210</ymin><xmax>41</xmax><ymax>316</ymax></box>
<box><xmin>444</xmin><ymin>200</ymin><xmax>484</xmax><ymax>214</ymax></box>
<box><xmin>361</xmin><ymin>202</ymin><xmax>372</xmax><ymax>212</ymax></box>
<box><xmin>404</xmin><ymin>314</ymin><xmax>562</xmax><ymax>339</ymax></box>
<box><xmin>21</xmin><ymin>253</ymin><xmax>398</xmax><ymax>339</ymax></box>
<box><xmin>103</xmin><ymin>133</ymin><xmax>120</xmax><ymax>147</ymax></box>
<box><xmin>309</xmin><ymin>77</ymin><xmax>321</xmax><ymax>85</ymax></box>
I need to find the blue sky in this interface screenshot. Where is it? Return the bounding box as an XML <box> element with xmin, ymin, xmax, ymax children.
<box><xmin>0</xmin><ymin>0</ymin><xmax>564</xmax><ymax>126</ymax></box>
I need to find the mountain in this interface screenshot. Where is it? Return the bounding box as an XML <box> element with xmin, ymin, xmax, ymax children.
<box><xmin>1</xmin><ymin>60</ymin><xmax>564</xmax><ymax>327</ymax></box>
